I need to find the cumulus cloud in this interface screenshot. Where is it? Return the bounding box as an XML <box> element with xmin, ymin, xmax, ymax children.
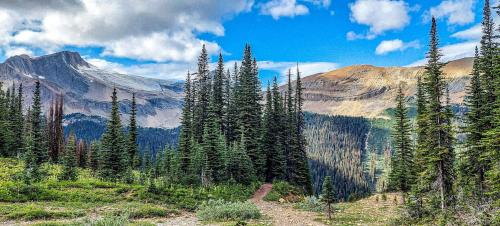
<box><xmin>424</xmin><ymin>0</ymin><xmax>475</xmax><ymax>26</ymax></box>
<box><xmin>348</xmin><ymin>0</ymin><xmax>411</xmax><ymax>39</ymax></box>
<box><xmin>407</xmin><ymin>41</ymin><xmax>477</xmax><ymax>66</ymax></box>
<box><xmin>375</xmin><ymin>39</ymin><xmax>420</xmax><ymax>55</ymax></box>
<box><xmin>260</xmin><ymin>0</ymin><xmax>309</xmax><ymax>19</ymax></box>
<box><xmin>4</xmin><ymin>46</ymin><xmax>34</xmax><ymax>58</ymax></box>
<box><xmin>0</xmin><ymin>0</ymin><xmax>254</xmax><ymax>62</ymax></box>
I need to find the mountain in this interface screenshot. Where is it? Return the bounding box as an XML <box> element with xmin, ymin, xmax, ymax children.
<box><xmin>0</xmin><ymin>51</ymin><xmax>183</xmax><ymax>128</ymax></box>
<box><xmin>297</xmin><ymin>57</ymin><xmax>473</xmax><ymax>119</ymax></box>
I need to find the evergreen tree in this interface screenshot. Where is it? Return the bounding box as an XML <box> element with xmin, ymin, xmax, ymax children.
<box><xmin>60</xmin><ymin>132</ymin><xmax>78</xmax><ymax>181</ymax></box>
<box><xmin>31</xmin><ymin>80</ymin><xmax>47</xmax><ymax>164</ymax></box>
<box><xmin>99</xmin><ymin>87</ymin><xmax>127</xmax><ymax>181</ymax></box>
<box><xmin>128</xmin><ymin>93</ymin><xmax>139</xmax><ymax>167</ymax></box>
<box><xmin>262</xmin><ymin>82</ymin><xmax>277</xmax><ymax>181</ymax></box>
<box><xmin>423</xmin><ymin>18</ymin><xmax>455</xmax><ymax>210</ymax></box>
<box><xmin>321</xmin><ymin>176</ymin><xmax>335</xmax><ymax>220</ymax></box>
<box><xmin>293</xmin><ymin>66</ymin><xmax>313</xmax><ymax>194</ymax></box>
<box><xmin>179</xmin><ymin>72</ymin><xmax>193</xmax><ymax>173</ymax></box>
<box><xmin>225</xmin><ymin>63</ymin><xmax>239</xmax><ymax>143</ymax></box>
<box><xmin>202</xmin><ymin>93</ymin><xmax>225</xmax><ymax>183</ymax></box>
<box><xmin>236</xmin><ymin>44</ymin><xmax>264</xmax><ymax>178</ymax></box>
<box><xmin>285</xmin><ymin>69</ymin><xmax>297</xmax><ymax>181</ymax></box>
<box><xmin>388</xmin><ymin>85</ymin><xmax>415</xmax><ymax>198</ymax></box>
<box><xmin>193</xmin><ymin>45</ymin><xmax>211</xmax><ymax>142</ymax></box>
<box><xmin>226</xmin><ymin>134</ymin><xmax>256</xmax><ymax>184</ymax></box>
<box><xmin>462</xmin><ymin>48</ymin><xmax>486</xmax><ymax>196</ymax></box>
<box><xmin>271</xmin><ymin>77</ymin><xmax>287</xmax><ymax>180</ymax></box>
<box><xmin>23</xmin><ymin>134</ymin><xmax>40</xmax><ymax>183</ymax></box>
<box><xmin>213</xmin><ymin>53</ymin><xmax>225</xmax><ymax>131</ymax></box>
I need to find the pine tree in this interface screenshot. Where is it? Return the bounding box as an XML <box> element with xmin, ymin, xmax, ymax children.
<box><xmin>321</xmin><ymin>176</ymin><xmax>336</xmax><ymax>220</ymax></box>
<box><xmin>225</xmin><ymin>63</ymin><xmax>239</xmax><ymax>143</ymax></box>
<box><xmin>23</xmin><ymin>133</ymin><xmax>40</xmax><ymax>183</ymax></box>
<box><xmin>14</xmin><ymin>83</ymin><xmax>24</xmax><ymax>158</ymax></box>
<box><xmin>179</xmin><ymin>72</ymin><xmax>193</xmax><ymax>173</ymax></box>
<box><xmin>271</xmin><ymin>77</ymin><xmax>287</xmax><ymax>180</ymax></box>
<box><xmin>285</xmin><ymin>69</ymin><xmax>297</xmax><ymax>181</ymax></box>
<box><xmin>193</xmin><ymin>45</ymin><xmax>211</xmax><ymax>142</ymax></box>
<box><xmin>99</xmin><ymin>87</ymin><xmax>127</xmax><ymax>181</ymax></box>
<box><xmin>388</xmin><ymin>85</ymin><xmax>415</xmax><ymax>198</ymax></box>
<box><xmin>462</xmin><ymin>48</ymin><xmax>486</xmax><ymax>197</ymax></box>
<box><xmin>262</xmin><ymin>82</ymin><xmax>277</xmax><ymax>181</ymax></box>
<box><xmin>236</xmin><ymin>44</ymin><xmax>264</xmax><ymax>179</ymax></box>
<box><xmin>213</xmin><ymin>53</ymin><xmax>225</xmax><ymax>132</ymax></box>
<box><xmin>423</xmin><ymin>18</ymin><xmax>455</xmax><ymax>210</ymax></box>
<box><xmin>294</xmin><ymin>66</ymin><xmax>313</xmax><ymax>194</ymax></box>
<box><xmin>60</xmin><ymin>132</ymin><xmax>78</xmax><ymax>181</ymax></box>
<box><xmin>128</xmin><ymin>93</ymin><xmax>139</xmax><ymax>168</ymax></box>
<box><xmin>226</xmin><ymin>134</ymin><xmax>256</xmax><ymax>184</ymax></box>
<box><xmin>202</xmin><ymin>92</ymin><xmax>225</xmax><ymax>183</ymax></box>
<box><xmin>31</xmin><ymin>80</ymin><xmax>47</xmax><ymax>164</ymax></box>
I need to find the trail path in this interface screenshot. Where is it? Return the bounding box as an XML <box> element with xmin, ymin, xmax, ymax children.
<box><xmin>251</xmin><ymin>184</ymin><xmax>325</xmax><ymax>226</ymax></box>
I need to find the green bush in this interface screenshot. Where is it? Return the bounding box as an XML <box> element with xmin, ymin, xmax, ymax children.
<box><xmin>295</xmin><ymin>196</ymin><xmax>324</xmax><ymax>212</ymax></box>
<box><xmin>263</xmin><ymin>181</ymin><xmax>301</xmax><ymax>202</ymax></box>
<box><xmin>4</xmin><ymin>204</ymin><xmax>84</xmax><ymax>220</ymax></box>
<box><xmin>82</xmin><ymin>214</ymin><xmax>130</xmax><ymax>226</ymax></box>
<box><xmin>196</xmin><ymin>200</ymin><xmax>261</xmax><ymax>221</ymax></box>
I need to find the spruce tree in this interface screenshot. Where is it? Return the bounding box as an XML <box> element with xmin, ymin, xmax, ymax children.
<box><xmin>202</xmin><ymin>93</ymin><xmax>225</xmax><ymax>183</ymax></box>
<box><xmin>294</xmin><ymin>66</ymin><xmax>313</xmax><ymax>194</ymax></box>
<box><xmin>462</xmin><ymin>48</ymin><xmax>486</xmax><ymax>196</ymax></box>
<box><xmin>227</xmin><ymin>134</ymin><xmax>256</xmax><ymax>184</ymax></box>
<box><xmin>236</xmin><ymin>44</ymin><xmax>264</xmax><ymax>179</ymax></box>
<box><xmin>99</xmin><ymin>87</ymin><xmax>127</xmax><ymax>181</ymax></box>
<box><xmin>60</xmin><ymin>132</ymin><xmax>78</xmax><ymax>181</ymax></box>
<box><xmin>128</xmin><ymin>93</ymin><xmax>139</xmax><ymax>167</ymax></box>
<box><xmin>213</xmin><ymin>53</ymin><xmax>225</xmax><ymax>131</ymax></box>
<box><xmin>271</xmin><ymin>77</ymin><xmax>287</xmax><ymax>180</ymax></box>
<box><xmin>321</xmin><ymin>176</ymin><xmax>336</xmax><ymax>220</ymax></box>
<box><xmin>193</xmin><ymin>45</ymin><xmax>211</xmax><ymax>142</ymax></box>
<box><xmin>225</xmin><ymin>63</ymin><xmax>239</xmax><ymax>143</ymax></box>
<box><xmin>31</xmin><ymin>80</ymin><xmax>47</xmax><ymax>164</ymax></box>
<box><xmin>423</xmin><ymin>17</ymin><xmax>455</xmax><ymax>210</ymax></box>
<box><xmin>388</xmin><ymin>85</ymin><xmax>415</xmax><ymax>198</ymax></box>
<box><xmin>262</xmin><ymin>82</ymin><xmax>277</xmax><ymax>181</ymax></box>
<box><xmin>179</xmin><ymin>72</ymin><xmax>193</xmax><ymax>173</ymax></box>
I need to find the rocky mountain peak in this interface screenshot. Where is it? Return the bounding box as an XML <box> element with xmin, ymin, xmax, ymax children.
<box><xmin>36</xmin><ymin>51</ymin><xmax>90</xmax><ymax>68</ymax></box>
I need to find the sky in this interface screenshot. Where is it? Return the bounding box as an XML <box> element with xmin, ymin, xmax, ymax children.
<box><xmin>0</xmin><ymin>0</ymin><xmax>496</xmax><ymax>83</ymax></box>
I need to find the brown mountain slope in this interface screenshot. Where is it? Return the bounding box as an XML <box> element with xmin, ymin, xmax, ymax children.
<box><xmin>299</xmin><ymin>57</ymin><xmax>473</xmax><ymax>119</ymax></box>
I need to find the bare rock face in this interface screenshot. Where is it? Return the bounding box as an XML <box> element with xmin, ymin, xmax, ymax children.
<box><xmin>0</xmin><ymin>51</ymin><xmax>183</xmax><ymax>128</ymax></box>
<box><xmin>290</xmin><ymin>58</ymin><xmax>473</xmax><ymax>119</ymax></box>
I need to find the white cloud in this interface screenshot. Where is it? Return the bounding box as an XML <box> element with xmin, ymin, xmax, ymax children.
<box><xmin>348</xmin><ymin>0</ymin><xmax>411</xmax><ymax>39</ymax></box>
<box><xmin>408</xmin><ymin>41</ymin><xmax>477</xmax><ymax>66</ymax></box>
<box><xmin>451</xmin><ymin>24</ymin><xmax>482</xmax><ymax>40</ymax></box>
<box><xmin>303</xmin><ymin>0</ymin><xmax>331</xmax><ymax>8</ymax></box>
<box><xmin>424</xmin><ymin>0</ymin><xmax>475</xmax><ymax>26</ymax></box>
<box><xmin>0</xmin><ymin>0</ymin><xmax>254</xmax><ymax>62</ymax></box>
<box><xmin>375</xmin><ymin>39</ymin><xmax>420</xmax><ymax>55</ymax></box>
<box><xmin>4</xmin><ymin>46</ymin><xmax>34</xmax><ymax>57</ymax></box>
<box><xmin>260</xmin><ymin>0</ymin><xmax>309</xmax><ymax>19</ymax></box>
<box><xmin>259</xmin><ymin>61</ymin><xmax>339</xmax><ymax>77</ymax></box>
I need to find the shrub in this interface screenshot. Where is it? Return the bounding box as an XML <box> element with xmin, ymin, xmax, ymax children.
<box><xmin>82</xmin><ymin>214</ymin><xmax>130</xmax><ymax>226</ymax></box>
<box><xmin>295</xmin><ymin>196</ymin><xmax>324</xmax><ymax>212</ymax></box>
<box><xmin>263</xmin><ymin>181</ymin><xmax>301</xmax><ymax>202</ymax></box>
<box><xmin>4</xmin><ymin>204</ymin><xmax>84</xmax><ymax>220</ymax></box>
<box><xmin>196</xmin><ymin>200</ymin><xmax>261</xmax><ymax>221</ymax></box>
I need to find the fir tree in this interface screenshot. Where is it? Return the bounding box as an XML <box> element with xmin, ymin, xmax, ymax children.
<box><xmin>31</xmin><ymin>80</ymin><xmax>47</xmax><ymax>164</ymax></box>
<box><xmin>213</xmin><ymin>53</ymin><xmax>225</xmax><ymax>131</ymax></box>
<box><xmin>128</xmin><ymin>93</ymin><xmax>139</xmax><ymax>167</ymax></box>
<box><xmin>423</xmin><ymin>18</ymin><xmax>455</xmax><ymax>210</ymax></box>
<box><xmin>60</xmin><ymin>132</ymin><xmax>78</xmax><ymax>181</ymax></box>
<box><xmin>202</xmin><ymin>92</ymin><xmax>225</xmax><ymax>183</ymax></box>
<box><xmin>225</xmin><ymin>63</ymin><xmax>239</xmax><ymax>143</ymax></box>
<box><xmin>271</xmin><ymin>77</ymin><xmax>287</xmax><ymax>180</ymax></box>
<box><xmin>227</xmin><ymin>134</ymin><xmax>256</xmax><ymax>184</ymax></box>
<box><xmin>262</xmin><ymin>82</ymin><xmax>277</xmax><ymax>181</ymax></box>
<box><xmin>462</xmin><ymin>48</ymin><xmax>486</xmax><ymax>196</ymax></box>
<box><xmin>321</xmin><ymin>176</ymin><xmax>336</xmax><ymax>220</ymax></box>
<box><xmin>99</xmin><ymin>87</ymin><xmax>127</xmax><ymax>181</ymax></box>
<box><xmin>236</xmin><ymin>44</ymin><xmax>264</xmax><ymax>179</ymax></box>
<box><xmin>193</xmin><ymin>45</ymin><xmax>211</xmax><ymax>142</ymax></box>
<box><xmin>388</xmin><ymin>85</ymin><xmax>415</xmax><ymax>198</ymax></box>
<box><xmin>294</xmin><ymin>66</ymin><xmax>313</xmax><ymax>194</ymax></box>
<box><xmin>179</xmin><ymin>72</ymin><xmax>193</xmax><ymax>173</ymax></box>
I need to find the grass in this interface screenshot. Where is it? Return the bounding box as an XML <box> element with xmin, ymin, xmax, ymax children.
<box><xmin>196</xmin><ymin>199</ymin><xmax>261</xmax><ymax>221</ymax></box>
<box><xmin>316</xmin><ymin>192</ymin><xmax>402</xmax><ymax>226</ymax></box>
<box><xmin>0</xmin><ymin>157</ymin><xmax>258</xmax><ymax>224</ymax></box>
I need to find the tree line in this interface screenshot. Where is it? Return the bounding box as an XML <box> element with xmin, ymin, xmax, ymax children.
<box><xmin>177</xmin><ymin>44</ymin><xmax>312</xmax><ymax>192</ymax></box>
<box><xmin>388</xmin><ymin>1</ymin><xmax>499</xmax><ymax>223</ymax></box>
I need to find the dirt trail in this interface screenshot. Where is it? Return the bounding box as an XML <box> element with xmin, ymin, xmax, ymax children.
<box><xmin>251</xmin><ymin>184</ymin><xmax>325</xmax><ymax>226</ymax></box>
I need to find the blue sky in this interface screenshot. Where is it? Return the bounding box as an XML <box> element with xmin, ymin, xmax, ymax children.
<box><xmin>0</xmin><ymin>0</ymin><xmax>495</xmax><ymax>82</ymax></box>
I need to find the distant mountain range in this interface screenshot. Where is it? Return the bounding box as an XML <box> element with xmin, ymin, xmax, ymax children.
<box><xmin>0</xmin><ymin>51</ymin><xmax>183</xmax><ymax>128</ymax></box>
<box><xmin>0</xmin><ymin>51</ymin><xmax>474</xmax><ymax>129</ymax></box>
<box><xmin>295</xmin><ymin>57</ymin><xmax>473</xmax><ymax>119</ymax></box>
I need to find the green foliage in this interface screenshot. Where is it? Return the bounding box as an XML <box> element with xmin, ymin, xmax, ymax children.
<box><xmin>60</xmin><ymin>133</ymin><xmax>78</xmax><ymax>181</ymax></box>
<box><xmin>2</xmin><ymin>204</ymin><xmax>84</xmax><ymax>220</ymax></box>
<box><xmin>263</xmin><ymin>181</ymin><xmax>301</xmax><ymax>201</ymax></box>
<box><xmin>295</xmin><ymin>196</ymin><xmax>324</xmax><ymax>212</ymax></box>
<box><xmin>196</xmin><ymin>199</ymin><xmax>261</xmax><ymax>221</ymax></box>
